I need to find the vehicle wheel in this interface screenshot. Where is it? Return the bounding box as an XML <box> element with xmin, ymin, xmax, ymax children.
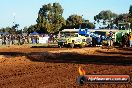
<box><xmin>58</xmin><ymin>45</ymin><xmax>62</xmax><ymax>48</ymax></box>
<box><xmin>70</xmin><ymin>43</ymin><xmax>74</xmax><ymax>48</ymax></box>
<box><xmin>80</xmin><ymin>43</ymin><xmax>85</xmax><ymax>48</ymax></box>
<box><xmin>58</xmin><ymin>44</ymin><xmax>62</xmax><ymax>48</ymax></box>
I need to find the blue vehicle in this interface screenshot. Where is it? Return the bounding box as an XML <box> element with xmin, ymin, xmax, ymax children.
<box><xmin>78</xmin><ymin>28</ymin><xmax>93</xmax><ymax>45</ymax></box>
<box><xmin>78</xmin><ymin>28</ymin><xmax>108</xmax><ymax>46</ymax></box>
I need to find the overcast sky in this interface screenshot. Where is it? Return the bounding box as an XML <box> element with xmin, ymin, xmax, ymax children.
<box><xmin>0</xmin><ymin>0</ymin><xmax>132</xmax><ymax>29</ymax></box>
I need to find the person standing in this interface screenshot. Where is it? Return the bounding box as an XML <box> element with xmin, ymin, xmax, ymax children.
<box><xmin>27</xmin><ymin>34</ymin><xmax>30</xmax><ymax>44</ymax></box>
<box><xmin>11</xmin><ymin>35</ymin><xmax>15</xmax><ymax>45</ymax></box>
<box><xmin>122</xmin><ymin>33</ymin><xmax>129</xmax><ymax>47</ymax></box>
<box><xmin>108</xmin><ymin>31</ymin><xmax>113</xmax><ymax>46</ymax></box>
<box><xmin>92</xmin><ymin>36</ymin><xmax>96</xmax><ymax>47</ymax></box>
<box><xmin>129</xmin><ymin>33</ymin><xmax>132</xmax><ymax>47</ymax></box>
<box><xmin>3</xmin><ymin>35</ymin><xmax>6</xmax><ymax>45</ymax></box>
<box><xmin>17</xmin><ymin>35</ymin><xmax>21</xmax><ymax>45</ymax></box>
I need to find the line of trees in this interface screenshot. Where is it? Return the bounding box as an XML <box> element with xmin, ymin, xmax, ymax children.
<box><xmin>34</xmin><ymin>3</ymin><xmax>95</xmax><ymax>34</ymax></box>
<box><xmin>0</xmin><ymin>24</ymin><xmax>20</xmax><ymax>34</ymax></box>
<box><xmin>93</xmin><ymin>5</ymin><xmax>132</xmax><ymax>29</ymax></box>
<box><xmin>0</xmin><ymin>3</ymin><xmax>132</xmax><ymax>34</ymax></box>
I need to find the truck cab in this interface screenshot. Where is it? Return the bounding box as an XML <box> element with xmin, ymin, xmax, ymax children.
<box><xmin>57</xmin><ymin>32</ymin><xmax>90</xmax><ymax>48</ymax></box>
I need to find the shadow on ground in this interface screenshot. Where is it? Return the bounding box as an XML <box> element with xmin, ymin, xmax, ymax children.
<box><xmin>0</xmin><ymin>52</ymin><xmax>26</xmax><ymax>56</ymax></box>
<box><xmin>26</xmin><ymin>52</ymin><xmax>132</xmax><ymax>66</ymax></box>
<box><xmin>0</xmin><ymin>48</ymin><xmax>132</xmax><ymax>66</ymax></box>
<box><xmin>96</xmin><ymin>50</ymin><xmax>132</xmax><ymax>55</ymax></box>
<box><xmin>31</xmin><ymin>46</ymin><xmax>58</xmax><ymax>48</ymax></box>
<box><xmin>116</xmin><ymin>47</ymin><xmax>132</xmax><ymax>51</ymax></box>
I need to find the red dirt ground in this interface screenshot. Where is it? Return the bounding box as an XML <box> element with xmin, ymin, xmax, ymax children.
<box><xmin>0</xmin><ymin>45</ymin><xmax>132</xmax><ymax>88</ymax></box>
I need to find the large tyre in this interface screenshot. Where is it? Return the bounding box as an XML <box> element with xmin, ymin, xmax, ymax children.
<box><xmin>58</xmin><ymin>43</ymin><xmax>63</xmax><ymax>48</ymax></box>
<box><xmin>70</xmin><ymin>43</ymin><xmax>74</xmax><ymax>48</ymax></box>
<box><xmin>86</xmin><ymin>38</ymin><xmax>92</xmax><ymax>44</ymax></box>
<box><xmin>79</xmin><ymin>43</ymin><xmax>85</xmax><ymax>48</ymax></box>
<box><xmin>58</xmin><ymin>45</ymin><xmax>62</xmax><ymax>48</ymax></box>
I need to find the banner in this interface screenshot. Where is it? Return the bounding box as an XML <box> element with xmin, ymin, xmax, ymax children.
<box><xmin>39</xmin><ymin>37</ymin><xmax>49</xmax><ymax>44</ymax></box>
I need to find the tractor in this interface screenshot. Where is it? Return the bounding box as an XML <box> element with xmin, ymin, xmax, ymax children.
<box><xmin>114</xmin><ymin>22</ymin><xmax>131</xmax><ymax>47</ymax></box>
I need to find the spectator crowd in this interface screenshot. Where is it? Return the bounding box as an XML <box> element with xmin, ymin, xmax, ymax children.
<box><xmin>0</xmin><ymin>34</ymin><xmax>50</xmax><ymax>45</ymax></box>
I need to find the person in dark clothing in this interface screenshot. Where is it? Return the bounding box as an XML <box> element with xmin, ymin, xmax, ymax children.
<box><xmin>11</xmin><ymin>35</ymin><xmax>15</xmax><ymax>45</ymax></box>
<box><xmin>17</xmin><ymin>35</ymin><xmax>21</xmax><ymax>45</ymax></box>
<box><xmin>2</xmin><ymin>35</ymin><xmax>6</xmax><ymax>45</ymax></box>
<box><xmin>92</xmin><ymin>37</ymin><xmax>96</xmax><ymax>47</ymax></box>
<box><xmin>122</xmin><ymin>33</ymin><xmax>129</xmax><ymax>47</ymax></box>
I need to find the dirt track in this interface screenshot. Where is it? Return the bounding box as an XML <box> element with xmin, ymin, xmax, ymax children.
<box><xmin>0</xmin><ymin>45</ymin><xmax>132</xmax><ymax>88</ymax></box>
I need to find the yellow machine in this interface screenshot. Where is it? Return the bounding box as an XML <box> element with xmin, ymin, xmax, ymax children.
<box><xmin>57</xmin><ymin>32</ymin><xmax>91</xmax><ymax>48</ymax></box>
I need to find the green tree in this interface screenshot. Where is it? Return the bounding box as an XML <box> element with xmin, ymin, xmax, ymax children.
<box><xmin>113</xmin><ymin>5</ymin><xmax>132</xmax><ymax>25</ymax></box>
<box><xmin>27</xmin><ymin>24</ymin><xmax>38</xmax><ymax>34</ymax></box>
<box><xmin>129</xmin><ymin>5</ymin><xmax>132</xmax><ymax>17</ymax></box>
<box><xmin>0</xmin><ymin>27</ymin><xmax>11</xmax><ymax>33</ymax></box>
<box><xmin>11</xmin><ymin>24</ymin><xmax>19</xmax><ymax>34</ymax></box>
<box><xmin>128</xmin><ymin>5</ymin><xmax>132</xmax><ymax>28</ymax></box>
<box><xmin>81</xmin><ymin>20</ymin><xmax>95</xmax><ymax>29</ymax></box>
<box><xmin>66</xmin><ymin>15</ymin><xmax>83</xmax><ymax>28</ymax></box>
<box><xmin>94</xmin><ymin>10</ymin><xmax>118</xmax><ymax>28</ymax></box>
<box><xmin>114</xmin><ymin>13</ymin><xmax>129</xmax><ymax>24</ymax></box>
<box><xmin>65</xmin><ymin>15</ymin><xmax>95</xmax><ymax>29</ymax></box>
<box><xmin>36</xmin><ymin>3</ymin><xmax>66</xmax><ymax>33</ymax></box>
<box><xmin>23</xmin><ymin>26</ymin><xmax>28</xmax><ymax>33</ymax></box>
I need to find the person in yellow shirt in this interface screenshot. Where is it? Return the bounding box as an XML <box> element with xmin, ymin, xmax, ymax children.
<box><xmin>129</xmin><ymin>33</ymin><xmax>132</xmax><ymax>47</ymax></box>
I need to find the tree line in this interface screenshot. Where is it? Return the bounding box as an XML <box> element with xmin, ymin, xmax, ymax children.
<box><xmin>0</xmin><ymin>3</ymin><xmax>132</xmax><ymax>34</ymax></box>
